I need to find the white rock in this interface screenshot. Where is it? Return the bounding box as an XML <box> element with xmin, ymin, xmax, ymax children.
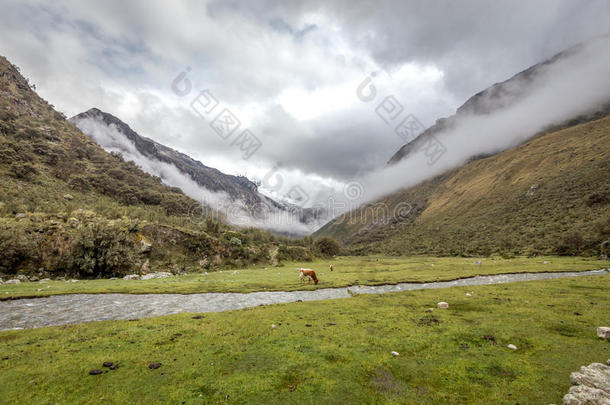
<box><xmin>39</xmin><ymin>278</ymin><xmax>51</xmax><ymax>283</ymax></box>
<box><xmin>271</xmin><ymin>324</ymin><xmax>277</xmax><ymax>330</ymax></box>
<box><xmin>5</xmin><ymin>279</ymin><xmax>21</xmax><ymax>284</ymax></box>
<box><xmin>597</xmin><ymin>327</ymin><xmax>610</xmax><ymax>339</ymax></box>
<box><xmin>543</xmin><ymin>261</ymin><xmax>550</xmax><ymax>264</ymax></box>
<box><xmin>70</xmin><ymin>279</ymin><xmax>78</xmax><ymax>283</ymax></box>
<box><xmin>123</xmin><ymin>274</ymin><xmax>141</xmax><ymax>280</ymax></box>
<box><xmin>437</xmin><ymin>302</ymin><xmax>449</xmax><ymax>309</ymax></box>
<box><xmin>391</xmin><ymin>351</ymin><xmax>400</xmax><ymax>357</ymax></box>
<box><xmin>466</xmin><ymin>293</ymin><xmax>472</xmax><ymax>297</ymax></box>
<box><xmin>0</xmin><ymin>279</ymin><xmax>3</xmax><ymax>284</ymax></box>
<box><xmin>233</xmin><ymin>271</ymin><xmax>238</xmax><ymax>275</ymax></box>
<box><xmin>507</xmin><ymin>344</ymin><xmax>517</xmax><ymax>350</ymax></box>
<box><xmin>140</xmin><ymin>272</ymin><xmax>173</xmax><ymax>280</ymax></box>
<box><xmin>474</xmin><ymin>260</ymin><xmax>482</xmax><ymax>265</ymax></box>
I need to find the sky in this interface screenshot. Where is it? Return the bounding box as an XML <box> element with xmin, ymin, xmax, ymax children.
<box><xmin>1</xmin><ymin>0</ymin><xmax>609</xmax><ymax>208</ymax></box>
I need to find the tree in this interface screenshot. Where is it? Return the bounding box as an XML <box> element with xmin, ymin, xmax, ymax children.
<box><xmin>314</xmin><ymin>236</ymin><xmax>341</xmax><ymax>257</ymax></box>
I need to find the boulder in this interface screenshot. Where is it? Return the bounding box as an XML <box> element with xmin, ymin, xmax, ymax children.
<box><xmin>140</xmin><ymin>272</ymin><xmax>172</xmax><ymax>280</ymax></box>
<box><xmin>123</xmin><ymin>274</ymin><xmax>141</xmax><ymax>280</ymax></box>
<box><xmin>39</xmin><ymin>278</ymin><xmax>51</xmax><ymax>283</ymax></box>
<box><xmin>507</xmin><ymin>344</ymin><xmax>517</xmax><ymax>350</ymax></box>
<box><xmin>391</xmin><ymin>351</ymin><xmax>400</xmax><ymax>357</ymax></box>
<box><xmin>5</xmin><ymin>279</ymin><xmax>21</xmax><ymax>284</ymax></box>
<box><xmin>15</xmin><ymin>275</ymin><xmax>29</xmax><ymax>282</ymax></box>
<box><xmin>63</xmin><ymin>194</ymin><xmax>74</xmax><ymax>200</ymax></box>
<box><xmin>15</xmin><ymin>213</ymin><xmax>26</xmax><ymax>219</ymax></box>
<box><xmin>597</xmin><ymin>327</ymin><xmax>610</xmax><ymax>339</ymax></box>
<box><xmin>437</xmin><ymin>302</ymin><xmax>449</xmax><ymax>309</ymax></box>
<box><xmin>563</xmin><ymin>360</ymin><xmax>610</xmax><ymax>404</ymax></box>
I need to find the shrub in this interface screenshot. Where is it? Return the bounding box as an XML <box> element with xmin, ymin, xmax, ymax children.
<box><xmin>555</xmin><ymin>231</ymin><xmax>585</xmax><ymax>256</ymax></box>
<box><xmin>277</xmin><ymin>245</ymin><xmax>313</xmax><ymax>262</ymax></box>
<box><xmin>314</xmin><ymin>236</ymin><xmax>341</xmax><ymax>257</ymax></box>
<box><xmin>66</xmin><ymin>221</ymin><xmax>136</xmax><ymax>278</ymax></box>
<box><xmin>0</xmin><ymin>224</ymin><xmax>37</xmax><ymax>273</ymax></box>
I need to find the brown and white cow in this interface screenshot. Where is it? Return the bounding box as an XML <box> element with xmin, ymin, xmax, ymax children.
<box><xmin>297</xmin><ymin>268</ymin><xmax>319</xmax><ymax>284</ymax></box>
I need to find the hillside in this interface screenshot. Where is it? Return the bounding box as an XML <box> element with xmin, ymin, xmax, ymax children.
<box><xmin>70</xmin><ymin>108</ymin><xmax>327</xmax><ymax>234</ymax></box>
<box><xmin>388</xmin><ymin>36</ymin><xmax>610</xmax><ymax>165</ymax></box>
<box><xmin>0</xmin><ymin>56</ymin><xmax>312</xmax><ymax>278</ymax></box>
<box><xmin>315</xmin><ymin>115</ymin><xmax>610</xmax><ymax>256</ymax></box>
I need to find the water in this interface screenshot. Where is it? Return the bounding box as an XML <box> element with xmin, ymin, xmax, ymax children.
<box><xmin>0</xmin><ymin>269</ymin><xmax>607</xmax><ymax>330</ymax></box>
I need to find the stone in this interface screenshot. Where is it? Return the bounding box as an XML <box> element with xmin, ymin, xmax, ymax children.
<box><xmin>474</xmin><ymin>260</ymin><xmax>482</xmax><ymax>265</ymax></box>
<box><xmin>102</xmin><ymin>362</ymin><xmax>113</xmax><ymax>367</ymax></box>
<box><xmin>15</xmin><ymin>275</ymin><xmax>29</xmax><ymax>282</ymax></box>
<box><xmin>233</xmin><ymin>271</ymin><xmax>238</xmax><ymax>275</ymax></box>
<box><xmin>68</xmin><ymin>218</ymin><xmax>79</xmax><ymax>228</ymax></box>
<box><xmin>507</xmin><ymin>344</ymin><xmax>517</xmax><ymax>350</ymax></box>
<box><xmin>148</xmin><ymin>363</ymin><xmax>161</xmax><ymax>370</ymax></box>
<box><xmin>15</xmin><ymin>213</ymin><xmax>26</xmax><ymax>219</ymax></box>
<box><xmin>437</xmin><ymin>302</ymin><xmax>449</xmax><ymax>309</ymax></box>
<box><xmin>39</xmin><ymin>278</ymin><xmax>51</xmax><ymax>283</ymax></box>
<box><xmin>563</xmin><ymin>361</ymin><xmax>610</xmax><ymax>404</ymax></box>
<box><xmin>29</xmin><ymin>275</ymin><xmax>39</xmax><ymax>282</ymax></box>
<box><xmin>140</xmin><ymin>272</ymin><xmax>172</xmax><ymax>280</ymax></box>
<box><xmin>109</xmin><ymin>364</ymin><xmax>119</xmax><ymax>370</ymax></box>
<box><xmin>391</xmin><ymin>351</ymin><xmax>400</xmax><ymax>357</ymax></box>
<box><xmin>123</xmin><ymin>274</ymin><xmax>141</xmax><ymax>280</ymax></box>
<box><xmin>543</xmin><ymin>261</ymin><xmax>550</xmax><ymax>264</ymax></box>
<box><xmin>63</xmin><ymin>194</ymin><xmax>74</xmax><ymax>200</ymax></box>
<box><xmin>597</xmin><ymin>327</ymin><xmax>610</xmax><ymax>339</ymax></box>
<box><xmin>5</xmin><ymin>279</ymin><xmax>21</xmax><ymax>284</ymax></box>
<box><xmin>466</xmin><ymin>293</ymin><xmax>472</xmax><ymax>297</ymax></box>
<box><xmin>89</xmin><ymin>369</ymin><xmax>103</xmax><ymax>375</ymax></box>
<box><xmin>0</xmin><ymin>280</ymin><xmax>3</xmax><ymax>284</ymax></box>
<box><xmin>271</xmin><ymin>324</ymin><xmax>277</xmax><ymax>330</ymax></box>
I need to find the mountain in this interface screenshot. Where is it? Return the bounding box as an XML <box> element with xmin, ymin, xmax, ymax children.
<box><xmin>0</xmin><ymin>55</ymin><xmax>313</xmax><ymax>279</ymax></box>
<box><xmin>316</xmin><ymin>115</ymin><xmax>610</xmax><ymax>256</ymax></box>
<box><xmin>316</xmin><ymin>39</ymin><xmax>610</xmax><ymax>256</ymax></box>
<box><xmin>388</xmin><ymin>37</ymin><xmax>610</xmax><ymax>165</ymax></box>
<box><xmin>71</xmin><ymin>108</ymin><xmax>265</xmax><ymax>206</ymax></box>
<box><xmin>70</xmin><ymin>108</ymin><xmax>326</xmax><ymax>235</ymax></box>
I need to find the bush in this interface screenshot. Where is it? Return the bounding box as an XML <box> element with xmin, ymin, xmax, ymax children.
<box><xmin>66</xmin><ymin>222</ymin><xmax>136</xmax><ymax>278</ymax></box>
<box><xmin>0</xmin><ymin>224</ymin><xmax>37</xmax><ymax>273</ymax></box>
<box><xmin>556</xmin><ymin>231</ymin><xmax>585</xmax><ymax>256</ymax></box>
<box><xmin>277</xmin><ymin>245</ymin><xmax>313</xmax><ymax>262</ymax></box>
<box><xmin>314</xmin><ymin>236</ymin><xmax>341</xmax><ymax>257</ymax></box>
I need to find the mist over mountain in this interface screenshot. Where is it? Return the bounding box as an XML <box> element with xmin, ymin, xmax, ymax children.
<box><xmin>71</xmin><ymin>109</ymin><xmax>328</xmax><ymax>235</ymax></box>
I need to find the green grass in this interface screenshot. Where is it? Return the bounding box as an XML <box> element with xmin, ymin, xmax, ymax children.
<box><xmin>1</xmin><ymin>274</ymin><xmax>609</xmax><ymax>404</ymax></box>
<box><xmin>1</xmin><ymin>255</ymin><xmax>606</xmax><ymax>299</ymax></box>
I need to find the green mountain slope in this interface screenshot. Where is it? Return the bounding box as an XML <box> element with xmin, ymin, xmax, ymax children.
<box><xmin>315</xmin><ymin>116</ymin><xmax>610</xmax><ymax>256</ymax></box>
<box><xmin>0</xmin><ymin>56</ymin><xmax>310</xmax><ymax>278</ymax></box>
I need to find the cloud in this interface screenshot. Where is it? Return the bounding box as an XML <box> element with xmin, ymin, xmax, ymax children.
<box><xmin>1</xmin><ymin>0</ymin><xmax>609</xmax><ymax>211</ymax></box>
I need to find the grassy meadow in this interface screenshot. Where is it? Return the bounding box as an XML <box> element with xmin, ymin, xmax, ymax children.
<box><xmin>1</xmin><ymin>273</ymin><xmax>609</xmax><ymax>404</ymax></box>
<box><xmin>1</xmin><ymin>255</ymin><xmax>607</xmax><ymax>299</ymax></box>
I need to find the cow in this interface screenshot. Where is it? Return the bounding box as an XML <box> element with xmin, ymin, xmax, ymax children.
<box><xmin>329</xmin><ymin>264</ymin><xmax>334</xmax><ymax>272</ymax></box>
<box><xmin>297</xmin><ymin>268</ymin><xmax>319</xmax><ymax>284</ymax></box>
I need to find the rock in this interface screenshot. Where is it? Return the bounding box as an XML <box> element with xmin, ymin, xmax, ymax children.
<box><xmin>102</xmin><ymin>362</ymin><xmax>114</xmax><ymax>367</ymax></box>
<box><xmin>140</xmin><ymin>272</ymin><xmax>172</xmax><ymax>280</ymax></box>
<box><xmin>138</xmin><ymin>236</ymin><xmax>152</xmax><ymax>253</ymax></box>
<box><xmin>5</xmin><ymin>279</ymin><xmax>21</xmax><ymax>284</ymax></box>
<box><xmin>597</xmin><ymin>327</ymin><xmax>610</xmax><ymax>339</ymax></box>
<box><xmin>63</xmin><ymin>194</ymin><xmax>74</xmax><ymax>200</ymax></box>
<box><xmin>233</xmin><ymin>271</ymin><xmax>238</xmax><ymax>275</ymax></box>
<box><xmin>563</xmin><ymin>360</ymin><xmax>610</xmax><ymax>404</ymax></box>
<box><xmin>148</xmin><ymin>363</ymin><xmax>161</xmax><ymax>370</ymax></box>
<box><xmin>0</xmin><ymin>280</ymin><xmax>3</xmax><ymax>284</ymax></box>
<box><xmin>16</xmin><ymin>275</ymin><xmax>29</xmax><ymax>282</ymax></box>
<box><xmin>543</xmin><ymin>261</ymin><xmax>550</xmax><ymax>264</ymax></box>
<box><xmin>466</xmin><ymin>293</ymin><xmax>472</xmax><ymax>297</ymax></box>
<box><xmin>305</xmin><ymin>324</ymin><xmax>312</xmax><ymax>327</ymax></box>
<box><xmin>29</xmin><ymin>275</ymin><xmax>39</xmax><ymax>282</ymax></box>
<box><xmin>39</xmin><ymin>278</ymin><xmax>51</xmax><ymax>283</ymax></box>
<box><xmin>437</xmin><ymin>302</ymin><xmax>449</xmax><ymax>309</ymax></box>
<box><xmin>89</xmin><ymin>369</ymin><xmax>103</xmax><ymax>375</ymax></box>
<box><xmin>109</xmin><ymin>364</ymin><xmax>119</xmax><ymax>370</ymax></box>
<box><xmin>271</xmin><ymin>324</ymin><xmax>277</xmax><ymax>329</ymax></box>
<box><xmin>70</xmin><ymin>279</ymin><xmax>78</xmax><ymax>283</ymax></box>
<box><xmin>123</xmin><ymin>274</ymin><xmax>141</xmax><ymax>280</ymax></box>
<box><xmin>507</xmin><ymin>344</ymin><xmax>517</xmax><ymax>350</ymax></box>
<box><xmin>15</xmin><ymin>213</ymin><xmax>26</xmax><ymax>219</ymax></box>
<box><xmin>474</xmin><ymin>260</ymin><xmax>482</xmax><ymax>265</ymax></box>
<box><xmin>391</xmin><ymin>351</ymin><xmax>400</xmax><ymax>357</ymax></box>
<box><xmin>563</xmin><ymin>385</ymin><xmax>610</xmax><ymax>405</ymax></box>
<box><xmin>68</xmin><ymin>217</ymin><xmax>79</xmax><ymax>228</ymax></box>
<box><xmin>425</xmin><ymin>308</ymin><xmax>434</xmax><ymax>313</ymax></box>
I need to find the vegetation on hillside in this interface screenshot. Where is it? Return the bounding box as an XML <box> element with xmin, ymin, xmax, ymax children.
<box><xmin>0</xmin><ymin>57</ymin><xmax>314</xmax><ymax>278</ymax></box>
<box><xmin>316</xmin><ymin>116</ymin><xmax>610</xmax><ymax>257</ymax></box>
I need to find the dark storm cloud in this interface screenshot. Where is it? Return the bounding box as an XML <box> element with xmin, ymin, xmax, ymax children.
<box><xmin>0</xmin><ymin>0</ymin><xmax>609</xmax><ymax>201</ymax></box>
